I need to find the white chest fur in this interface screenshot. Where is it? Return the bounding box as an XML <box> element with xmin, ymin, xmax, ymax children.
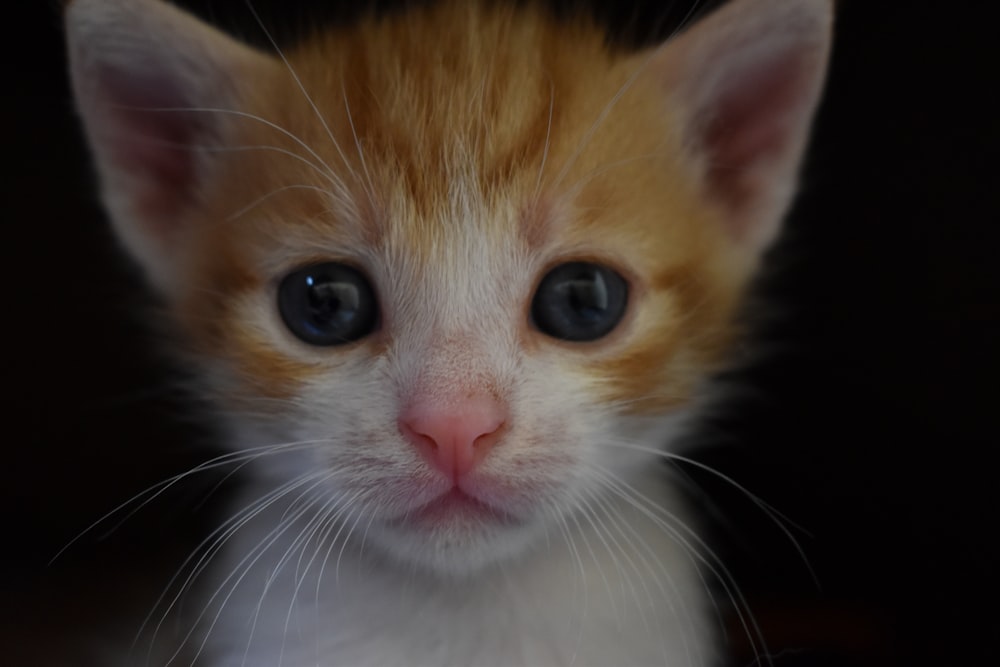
<box><xmin>197</xmin><ymin>474</ymin><xmax>714</xmax><ymax>667</ymax></box>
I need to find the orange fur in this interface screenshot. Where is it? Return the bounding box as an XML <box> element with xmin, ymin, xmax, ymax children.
<box><xmin>166</xmin><ymin>0</ymin><xmax>755</xmax><ymax>413</ymax></box>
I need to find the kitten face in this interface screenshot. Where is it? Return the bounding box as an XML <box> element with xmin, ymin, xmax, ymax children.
<box><xmin>66</xmin><ymin>0</ymin><xmax>832</xmax><ymax>577</ymax></box>
<box><xmin>181</xmin><ymin>46</ymin><xmax>727</xmax><ymax>574</ymax></box>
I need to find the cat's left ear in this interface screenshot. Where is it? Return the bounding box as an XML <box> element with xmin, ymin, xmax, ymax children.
<box><xmin>650</xmin><ymin>0</ymin><xmax>833</xmax><ymax>253</ymax></box>
<box><xmin>65</xmin><ymin>0</ymin><xmax>277</xmax><ymax>293</ymax></box>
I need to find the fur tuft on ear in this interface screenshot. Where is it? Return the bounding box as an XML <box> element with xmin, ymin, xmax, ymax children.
<box><xmin>652</xmin><ymin>0</ymin><xmax>833</xmax><ymax>253</ymax></box>
<box><xmin>65</xmin><ymin>0</ymin><xmax>273</xmax><ymax>293</ymax></box>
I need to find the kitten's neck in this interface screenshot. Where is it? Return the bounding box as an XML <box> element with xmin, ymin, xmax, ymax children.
<box><xmin>202</xmin><ymin>472</ymin><xmax>713</xmax><ymax>667</ymax></box>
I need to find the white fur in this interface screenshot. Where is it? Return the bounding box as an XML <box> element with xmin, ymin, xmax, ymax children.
<box><xmin>195</xmin><ymin>467</ymin><xmax>714</xmax><ymax>667</ymax></box>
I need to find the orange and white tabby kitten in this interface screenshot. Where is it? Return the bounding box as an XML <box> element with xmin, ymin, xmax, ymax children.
<box><xmin>66</xmin><ymin>0</ymin><xmax>831</xmax><ymax>664</ymax></box>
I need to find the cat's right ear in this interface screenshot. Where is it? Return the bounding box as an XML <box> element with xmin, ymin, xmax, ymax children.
<box><xmin>65</xmin><ymin>0</ymin><xmax>275</xmax><ymax>294</ymax></box>
<box><xmin>648</xmin><ymin>0</ymin><xmax>833</xmax><ymax>256</ymax></box>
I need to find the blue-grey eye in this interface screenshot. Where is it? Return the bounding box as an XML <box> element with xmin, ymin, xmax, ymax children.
<box><xmin>278</xmin><ymin>262</ymin><xmax>377</xmax><ymax>346</ymax></box>
<box><xmin>531</xmin><ymin>262</ymin><xmax>628</xmax><ymax>341</ymax></box>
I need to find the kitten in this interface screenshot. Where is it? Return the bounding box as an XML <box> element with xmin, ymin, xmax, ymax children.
<box><xmin>65</xmin><ymin>0</ymin><xmax>832</xmax><ymax>665</ymax></box>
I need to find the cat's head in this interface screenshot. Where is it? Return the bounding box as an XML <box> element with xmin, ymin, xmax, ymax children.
<box><xmin>66</xmin><ymin>0</ymin><xmax>832</xmax><ymax>576</ymax></box>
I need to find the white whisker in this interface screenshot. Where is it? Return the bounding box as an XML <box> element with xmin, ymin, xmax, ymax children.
<box><xmin>551</xmin><ymin>50</ymin><xmax>660</xmax><ymax>191</ymax></box>
<box><xmin>533</xmin><ymin>77</ymin><xmax>555</xmax><ymax>197</ymax></box>
<box><xmin>341</xmin><ymin>82</ymin><xmax>378</xmax><ymax>207</ymax></box>
<box><xmin>52</xmin><ymin>440</ymin><xmax>324</xmax><ymax>567</ymax></box>
<box><xmin>247</xmin><ymin>487</ymin><xmax>341</xmax><ymax>667</ymax></box>
<box><xmin>563</xmin><ymin>495</ymin><xmax>620</xmax><ymax>623</ymax></box>
<box><xmin>583</xmin><ymin>469</ymin><xmax>704</xmax><ymax>667</ymax></box>
<box><xmin>127</xmin><ymin>104</ymin><xmax>348</xmax><ymax>192</ymax></box>
<box><xmin>169</xmin><ymin>475</ymin><xmax>318</xmax><ymax>660</ymax></box>
<box><xmin>587</xmin><ymin>464</ymin><xmax>772</xmax><ymax>667</ymax></box>
<box><xmin>189</xmin><ymin>474</ymin><xmax>335</xmax><ymax>667</ymax></box>
<box><xmin>578</xmin><ymin>485</ymin><xmax>652</xmax><ymax>631</ymax></box>
<box><xmin>227</xmin><ymin>184</ymin><xmax>340</xmax><ymax>221</ymax></box>
<box><xmin>243</xmin><ymin>0</ymin><xmax>360</xmax><ymax>187</ymax></box>
<box><xmin>562</xmin><ymin>152</ymin><xmax>667</xmax><ymax>200</ymax></box>
<box><xmin>606</xmin><ymin>440</ymin><xmax>817</xmax><ymax>584</ymax></box>
<box><xmin>544</xmin><ymin>500</ymin><xmax>588</xmax><ymax>667</ymax></box>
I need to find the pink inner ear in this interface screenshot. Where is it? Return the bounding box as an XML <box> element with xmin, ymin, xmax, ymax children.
<box><xmin>697</xmin><ymin>50</ymin><xmax>814</xmax><ymax>236</ymax></box>
<box><xmin>96</xmin><ymin>66</ymin><xmax>203</xmax><ymax>221</ymax></box>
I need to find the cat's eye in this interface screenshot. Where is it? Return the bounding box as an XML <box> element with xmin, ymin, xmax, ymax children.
<box><xmin>278</xmin><ymin>262</ymin><xmax>378</xmax><ymax>346</ymax></box>
<box><xmin>531</xmin><ymin>262</ymin><xmax>628</xmax><ymax>342</ymax></box>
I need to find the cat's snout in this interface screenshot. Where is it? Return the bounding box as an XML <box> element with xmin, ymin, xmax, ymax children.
<box><xmin>398</xmin><ymin>395</ymin><xmax>507</xmax><ymax>480</ymax></box>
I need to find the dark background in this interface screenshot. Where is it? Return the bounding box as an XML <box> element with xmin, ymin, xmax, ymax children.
<box><xmin>3</xmin><ymin>1</ymin><xmax>998</xmax><ymax>665</ymax></box>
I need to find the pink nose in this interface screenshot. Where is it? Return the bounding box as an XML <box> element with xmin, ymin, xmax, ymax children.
<box><xmin>399</xmin><ymin>395</ymin><xmax>507</xmax><ymax>480</ymax></box>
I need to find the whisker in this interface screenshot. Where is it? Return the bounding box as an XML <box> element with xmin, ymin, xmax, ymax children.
<box><xmin>562</xmin><ymin>152</ymin><xmax>668</xmax><ymax>200</ymax></box>
<box><xmin>103</xmin><ymin>131</ymin><xmax>346</xmax><ymax>198</ymax></box>
<box><xmin>574</xmin><ymin>487</ymin><xmax>639</xmax><ymax>632</ymax></box>
<box><xmin>51</xmin><ymin>440</ymin><xmax>324</xmax><ymax>566</ymax></box>
<box><xmin>354</xmin><ymin>496</ymin><xmax>382</xmax><ymax>572</ymax></box>
<box><xmin>551</xmin><ymin>50</ymin><xmax>660</xmax><ymax>191</ymax></box>
<box><xmin>136</xmin><ymin>475</ymin><xmax>292</xmax><ymax>663</ymax></box>
<box><xmin>605</xmin><ymin>440</ymin><xmax>817</xmax><ymax>585</ymax></box>
<box><xmin>124</xmin><ymin>104</ymin><xmax>348</xmax><ymax>193</ymax></box>
<box><xmin>243</xmin><ymin>486</ymin><xmax>338</xmax><ymax>667</ymax></box>
<box><xmin>243</xmin><ymin>0</ymin><xmax>360</xmax><ymax>187</ymax></box>
<box><xmin>143</xmin><ymin>471</ymin><xmax>328</xmax><ymax>665</ymax></box>
<box><xmin>563</xmin><ymin>495</ymin><xmax>620</xmax><ymax>623</ymax></box>
<box><xmin>314</xmin><ymin>488</ymin><xmax>370</xmax><ymax>600</ymax></box>
<box><xmin>341</xmin><ymin>81</ymin><xmax>378</xmax><ymax>207</ymax></box>
<box><xmin>672</xmin><ymin>0</ymin><xmax>710</xmax><ymax>41</ymax></box>
<box><xmin>583</xmin><ymin>470</ymin><xmax>703</xmax><ymax>667</ymax></box>
<box><xmin>276</xmin><ymin>498</ymin><xmax>346</xmax><ymax>667</ymax></box>
<box><xmin>227</xmin><ymin>184</ymin><xmax>337</xmax><ymax>221</ymax></box>
<box><xmin>187</xmin><ymin>474</ymin><xmax>335</xmax><ymax>667</ymax></box>
<box><xmin>533</xmin><ymin>76</ymin><xmax>555</xmax><ymax>197</ymax></box>
<box><xmin>544</xmin><ymin>500</ymin><xmax>587</xmax><ymax>667</ymax></box>
<box><xmin>587</xmin><ymin>464</ymin><xmax>771</xmax><ymax>667</ymax></box>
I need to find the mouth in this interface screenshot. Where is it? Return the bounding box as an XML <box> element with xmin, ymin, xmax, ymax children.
<box><xmin>402</xmin><ymin>488</ymin><xmax>518</xmax><ymax>527</ymax></box>
<box><xmin>372</xmin><ymin>484</ymin><xmax>543</xmax><ymax>574</ymax></box>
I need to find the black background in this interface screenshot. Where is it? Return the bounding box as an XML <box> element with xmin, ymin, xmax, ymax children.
<box><xmin>3</xmin><ymin>1</ymin><xmax>998</xmax><ymax>665</ymax></box>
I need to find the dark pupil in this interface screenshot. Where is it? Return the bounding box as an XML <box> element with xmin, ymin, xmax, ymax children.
<box><xmin>531</xmin><ymin>262</ymin><xmax>628</xmax><ymax>342</ymax></box>
<box><xmin>560</xmin><ymin>272</ymin><xmax>609</xmax><ymax>321</ymax></box>
<box><xmin>279</xmin><ymin>263</ymin><xmax>376</xmax><ymax>345</ymax></box>
<box><xmin>307</xmin><ymin>278</ymin><xmax>359</xmax><ymax>328</ymax></box>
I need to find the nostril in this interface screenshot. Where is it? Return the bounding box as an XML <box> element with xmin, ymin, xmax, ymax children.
<box><xmin>472</xmin><ymin>420</ymin><xmax>505</xmax><ymax>451</ymax></box>
<box><xmin>399</xmin><ymin>419</ymin><xmax>438</xmax><ymax>451</ymax></box>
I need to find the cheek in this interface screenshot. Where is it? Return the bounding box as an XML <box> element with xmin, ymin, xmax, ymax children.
<box><xmin>584</xmin><ymin>277</ymin><xmax>740</xmax><ymax>415</ymax></box>
<box><xmin>592</xmin><ymin>412</ymin><xmax>691</xmax><ymax>478</ymax></box>
<box><xmin>262</xmin><ymin>374</ymin><xmax>431</xmax><ymax>503</ymax></box>
<box><xmin>498</xmin><ymin>365</ymin><xmax>616</xmax><ymax>474</ymax></box>
<box><xmin>179</xmin><ymin>281</ymin><xmax>319</xmax><ymax>401</ymax></box>
<box><xmin>293</xmin><ymin>369</ymin><xmax>398</xmax><ymax>443</ymax></box>
<box><xmin>186</xmin><ymin>286</ymin><xmax>393</xmax><ymax>411</ymax></box>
